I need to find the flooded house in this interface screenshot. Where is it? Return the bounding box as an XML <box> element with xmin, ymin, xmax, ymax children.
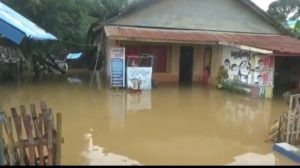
<box><xmin>98</xmin><ymin>0</ymin><xmax>300</xmax><ymax>99</ymax></box>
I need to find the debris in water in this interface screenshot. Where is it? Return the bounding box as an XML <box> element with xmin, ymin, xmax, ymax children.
<box><xmin>227</xmin><ymin>153</ymin><xmax>276</xmax><ymax>165</ymax></box>
<box><xmin>80</xmin><ymin>133</ymin><xmax>141</xmax><ymax>165</ymax></box>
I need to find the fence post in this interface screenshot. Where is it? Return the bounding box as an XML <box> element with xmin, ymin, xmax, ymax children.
<box><xmin>0</xmin><ymin>110</ymin><xmax>5</xmax><ymax>166</ymax></box>
<box><xmin>55</xmin><ymin>113</ymin><xmax>62</xmax><ymax>165</ymax></box>
<box><xmin>0</xmin><ymin>102</ymin><xmax>62</xmax><ymax>166</ymax></box>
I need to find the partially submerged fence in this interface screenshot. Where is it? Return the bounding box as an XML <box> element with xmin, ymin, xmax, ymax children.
<box><xmin>266</xmin><ymin>94</ymin><xmax>300</xmax><ymax>145</ymax></box>
<box><xmin>0</xmin><ymin>101</ymin><xmax>62</xmax><ymax>165</ymax></box>
<box><xmin>286</xmin><ymin>94</ymin><xmax>300</xmax><ymax>144</ymax></box>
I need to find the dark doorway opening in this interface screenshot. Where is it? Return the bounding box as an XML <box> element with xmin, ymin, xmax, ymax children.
<box><xmin>204</xmin><ymin>47</ymin><xmax>212</xmax><ymax>75</ymax></box>
<box><xmin>202</xmin><ymin>47</ymin><xmax>212</xmax><ymax>85</ymax></box>
<box><xmin>180</xmin><ymin>46</ymin><xmax>194</xmax><ymax>85</ymax></box>
<box><xmin>274</xmin><ymin>56</ymin><xmax>300</xmax><ymax>97</ymax></box>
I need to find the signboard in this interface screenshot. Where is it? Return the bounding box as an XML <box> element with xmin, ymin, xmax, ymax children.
<box><xmin>252</xmin><ymin>55</ymin><xmax>274</xmax><ymax>86</ymax></box>
<box><xmin>110</xmin><ymin>48</ymin><xmax>125</xmax><ymax>88</ymax></box>
<box><xmin>127</xmin><ymin>67</ymin><xmax>152</xmax><ymax>90</ymax></box>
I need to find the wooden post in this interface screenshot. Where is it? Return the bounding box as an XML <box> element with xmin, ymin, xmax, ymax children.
<box><xmin>287</xmin><ymin>96</ymin><xmax>293</xmax><ymax>143</ymax></box>
<box><xmin>38</xmin><ymin>113</ymin><xmax>45</xmax><ymax>165</ymax></box>
<box><xmin>11</xmin><ymin>108</ymin><xmax>28</xmax><ymax>165</ymax></box>
<box><xmin>1</xmin><ymin>112</ymin><xmax>18</xmax><ymax>166</ymax></box>
<box><xmin>6</xmin><ymin>117</ymin><xmax>15</xmax><ymax>165</ymax></box>
<box><xmin>26</xmin><ymin>116</ymin><xmax>35</xmax><ymax>166</ymax></box>
<box><xmin>90</xmin><ymin>26</ymin><xmax>104</xmax><ymax>86</ymax></box>
<box><xmin>55</xmin><ymin>113</ymin><xmax>62</xmax><ymax>165</ymax></box>
<box><xmin>30</xmin><ymin>104</ymin><xmax>44</xmax><ymax>165</ymax></box>
<box><xmin>40</xmin><ymin>102</ymin><xmax>49</xmax><ymax>137</ymax></box>
<box><xmin>47</xmin><ymin>110</ymin><xmax>53</xmax><ymax>165</ymax></box>
<box><xmin>0</xmin><ymin>111</ymin><xmax>9</xmax><ymax>165</ymax></box>
<box><xmin>0</xmin><ymin>112</ymin><xmax>4</xmax><ymax>166</ymax></box>
<box><xmin>20</xmin><ymin>106</ymin><xmax>36</xmax><ymax>165</ymax></box>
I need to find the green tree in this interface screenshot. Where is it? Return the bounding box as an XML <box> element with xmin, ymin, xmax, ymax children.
<box><xmin>0</xmin><ymin>0</ymin><xmax>131</xmax><ymax>52</ymax></box>
<box><xmin>267</xmin><ymin>0</ymin><xmax>300</xmax><ymax>38</ymax></box>
<box><xmin>293</xmin><ymin>20</ymin><xmax>300</xmax><ymax>38</ymax></box>
<box><xmin>267</xmin><ymin>0</ymin><xmax>300</xmax><ymax>23</ymax></box>
<box><xmin>0</xmin><ymin>0</ymin><xmax>133</xmax><ymax>74</ymax></box>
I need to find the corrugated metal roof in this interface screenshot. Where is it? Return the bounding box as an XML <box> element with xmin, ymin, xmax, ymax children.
<box><xmin>105</xmin><ymin>26</ymin><xmax>300</xmax><ymax>56</ymax></box>
<box><xmin>0</xmin><ymin>2</ymin><xmax>57</xmax><ymax>44</ymax></box>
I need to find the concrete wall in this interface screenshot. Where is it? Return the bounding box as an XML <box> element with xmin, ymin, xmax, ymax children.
<box><xmin>154</xmin><ymin>44</ymin><xmax>205</xmax><ymax>84</ymax></box>
<box><xmin>193</xmin><ymin>45</ymin><xmax>204</xmax><ymax>82</ymax></box>
<box><xmin>154</xmin><ymin>44</ymin><xmax>180</xmax><ymax>84</ymax></box>
<box><xmin>111</xmin><ymin>0</ymin><xmax>281</xmax><ymax>35</ymax></box>
<box><xmin>170</xmin><ymin>44</ymin><xmax>180</xmax><ymax>74</ymax></box>
<box><xmin>209</xmin><ymin>45</ymin><xmax>223</xmax><ymax>85</ymax></box>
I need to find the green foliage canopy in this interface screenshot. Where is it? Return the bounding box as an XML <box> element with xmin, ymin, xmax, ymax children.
<box><xmin>267</xmin><ymin>0</ymin><xmax>300</xmax><ymax>38</ymax></box>
<box><xmin>0</xmin><ymin>0</ymin><xmax>131</xmax><ymax>52</ymax></box>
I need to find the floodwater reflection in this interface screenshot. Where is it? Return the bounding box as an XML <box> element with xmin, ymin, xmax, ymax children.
<box><xmin>0</xmin><ymin>74</ymin><xmax>298</xmax><ymax>165</ymax></box>
<box><xmin>126</xmin><ymin>91</ymin><xmax>152</xmax><ymax>112</ymax></box>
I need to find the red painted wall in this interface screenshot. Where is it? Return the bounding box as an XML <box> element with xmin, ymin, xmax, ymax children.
<box><xmin>125</xmin><ymin>45</ymin><xmax>167</xmax><ymax>73</ymax></box>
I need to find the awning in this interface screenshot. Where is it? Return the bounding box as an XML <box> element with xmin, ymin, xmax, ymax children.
<box><xmin>0</xmin><ymin>2</ymin><xmax>57</xmax><ymax>44</ymax></box>
<box><xmin>66</xmin><ymin>53</ymin><xmax>83</xmax><ymax>60</ymax></box>
<box><xmin>105</xmin><ymin>26</ymin><xmax>300</xmax><ymax>56</ymax></box>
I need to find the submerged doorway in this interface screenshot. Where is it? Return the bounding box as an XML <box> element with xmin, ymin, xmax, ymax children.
<box><xmin>204</xmin><ymin>47</ymin><xmax>212</xmax><ymax>75</ymax></box>
<box><xmin>274</xmin><ymin>56</ymin><xmax>300</xmax><ymax>97</ymax></box>
<box><xmin>180</xmin><ymin>46</ymin><xmax>194</xmax><ymax>85</ymax></box>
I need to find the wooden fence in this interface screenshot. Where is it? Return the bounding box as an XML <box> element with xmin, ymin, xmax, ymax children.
<box><xmin>0</xmin><ymin>101</ymin><xmax>62</xmax><ymax>165</ymax></box>
<box><xmin>286</xmin><ymin>94</ymin><xmax>300</xmax><ymax>145</ymax></box>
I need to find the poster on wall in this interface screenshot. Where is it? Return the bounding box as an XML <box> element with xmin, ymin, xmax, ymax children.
<box><xmin>222</xmin><ymin>47</ymin><xmax>252</xmax><ymax>84</ymax></box>
<box><xmin>110</xmin><ymin>48</ymin><xmax>125</xmax><ymax>88</ymax></box>
<box><xmin>252</xmin><ymin>71</ymin><xmax>273</xmax><ymax>86</ymax></box>
<box><xmin>127</xmin><ymin>67</ymin><xmax>152</xmax><ymax>90</ymax></box>
<box><xmin>254</xmin><ymin>55</ymin><xmax>273</xmax><ymax>71</ymax></box>
<box><xmin>252</xmin><ymin>55</ymin><xmax>274</xmax><ymax>86</ymax></box>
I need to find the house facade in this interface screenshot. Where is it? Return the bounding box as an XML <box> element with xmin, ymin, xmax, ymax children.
<box><xmin>102</xmin><ymin>0</ymin><xmax>300</xmax><ymax>98</ymax></box>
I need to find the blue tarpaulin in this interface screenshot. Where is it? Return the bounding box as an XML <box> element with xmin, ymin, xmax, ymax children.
<box><xmin>0</xmin><ymin>2</ymin><xmax>57</xmax><ymax>44</ymax></box>
<box><xmin>66</xmin><ymin>53</ymin><xmax>83</xmax><ymax>60</ymax></box>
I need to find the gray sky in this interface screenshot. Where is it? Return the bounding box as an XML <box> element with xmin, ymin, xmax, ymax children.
<box><xmin>251</xmin><ymin>0</ymin><xmax>276</xmax><ymax>11</ymax></box>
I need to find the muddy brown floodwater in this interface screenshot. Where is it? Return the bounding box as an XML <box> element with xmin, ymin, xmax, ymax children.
<box><xmin>0</xmin><ymin>72</ymin><xmax>299</xmax><ymax>165</ymax></box>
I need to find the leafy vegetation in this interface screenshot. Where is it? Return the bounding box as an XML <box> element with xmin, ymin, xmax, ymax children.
<box><xmin>267</xmin><ymin>0</ymin><xmax>300</xmax><ymax>38</ymax></box>
<box><xmin>0</xmin><ymin>0</ymin><xmax>132</xmax><ymax>52</ymax></box>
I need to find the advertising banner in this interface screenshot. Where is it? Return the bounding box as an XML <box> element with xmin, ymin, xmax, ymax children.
<box><xmin>111</xmin><ymin>48</ymin><xmax>125</xmax><ymax>88</ymax></box>
<box><xmin>127</xmin><ymin>67</ymin><xmax>152</xmax><ymax>90</ymax></box>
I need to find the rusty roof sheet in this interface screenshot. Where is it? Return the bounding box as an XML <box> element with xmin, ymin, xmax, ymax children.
<box><xmin>105</xmin><ymin>26</ymin><xmax>300</xmax><ymax>56</ymax></box>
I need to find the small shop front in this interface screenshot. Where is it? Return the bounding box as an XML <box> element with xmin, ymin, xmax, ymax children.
<box><xmin>104</xmin><ymin>26</ymin><xmax>300</xmax><ymax>99</ymax></box>
<box><xmin>106</xmin><ymin>41</ymin><xmax>274</xmax><ymax>98</ymax></box>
